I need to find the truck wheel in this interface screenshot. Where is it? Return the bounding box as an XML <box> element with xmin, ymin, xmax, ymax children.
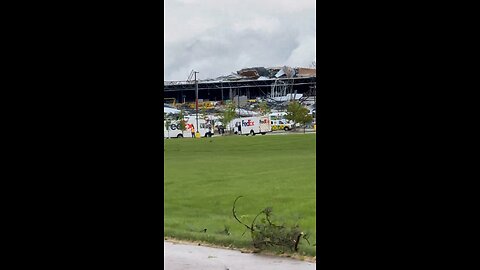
<box><xmin>250</xmin><ymin>130</ymin><xmax>255</xmax><ymax>136</ymax></box>
<box><xmin>177</xmin><ymin>134</ymin><xmax>183</xmax><ymax>138</ymax></box>
<box><xmin>284</xmin><ymin>127</ymin><xmax>290</xmax><ymax>131</ymax></box>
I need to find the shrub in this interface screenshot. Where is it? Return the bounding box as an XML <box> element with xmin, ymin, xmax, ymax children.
<box><xmin>232</xmin><ymin>196</ymin><xmax>310</xmax><ymax>252</ymax></box>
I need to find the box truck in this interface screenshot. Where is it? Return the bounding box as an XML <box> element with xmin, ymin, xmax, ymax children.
<box><xmin>164</xmin><ymin>117</ymin><xmax>214</xmax><ymax>138</ymax></box>
<box><xmin>229</xmin><ymin>116</ymin><xmax>271</xmax><ymax>136</ymax></box>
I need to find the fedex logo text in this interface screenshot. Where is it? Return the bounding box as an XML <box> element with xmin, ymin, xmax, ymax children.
<box><xmin>259</xmin><ymin>119</ymin><xmax>269</xmax><ymax>124</ymax></box>
<box><xmin>241</xmin><ymin>120</ymin><xmax>255</xmax><ymax>127</ymax></box>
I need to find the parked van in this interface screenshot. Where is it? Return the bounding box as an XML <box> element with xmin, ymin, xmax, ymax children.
<box><xmin>229</xmin><ymin>116</ymin><xmax>271</xmax><ymax>136</ymax></box>
<box><xmin>270</xmin><ymin>119</ymin><xmax>293</xmax><ymax>131</ymax></box>
<box><xmin>269</xmin><ymin>112</ymin><xmax>294</xmax><ymax>131</ymax></box>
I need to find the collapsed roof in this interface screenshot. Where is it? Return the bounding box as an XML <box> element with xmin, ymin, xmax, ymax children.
<box><xmin>164</xmin><ymin>66</ymin><xmax>316</xmax><ymax>85</ymax></box>
<box><xmin>235</xmin><ymin>66</ymin><xmax>315</xmax><ymax>80</ymax></box>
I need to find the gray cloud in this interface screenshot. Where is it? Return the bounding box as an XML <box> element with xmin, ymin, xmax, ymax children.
<box><xmin>164</xmin><ymin>0</ymin><xmax>316</xmax><ymax>81</ymax></box>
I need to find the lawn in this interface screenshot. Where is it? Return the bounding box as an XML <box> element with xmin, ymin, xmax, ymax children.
<box><xmin>164</xmin><ymin>133</ymin><xmax>316</xmax><ymax>257</ymax></box>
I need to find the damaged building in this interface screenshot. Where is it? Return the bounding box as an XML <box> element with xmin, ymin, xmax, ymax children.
<box><xmin>163</xmin><ymin>66</ymin><xmax>317</xmax><ymax>104</ymax></box>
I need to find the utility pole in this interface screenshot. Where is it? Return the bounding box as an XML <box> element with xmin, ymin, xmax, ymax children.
<box><xmin>194</xmin><ymin>71</ymin><xmax>199</xmax><ymax>136</ymax></box>
<box><xmin>237</xmin><ymin>89</ymin><xmax>241</xmax><ymax>134</ymax></box>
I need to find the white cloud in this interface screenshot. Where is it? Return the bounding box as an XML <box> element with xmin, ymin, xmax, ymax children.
<box><xmin>233</xmin><ymin>17</ymin><xmax>281</xmax><ymax>34</ymax></box>
<box><xmin>164</xmin><ymin>0</ymin><xmax>316</xmax><ymax>80</ymax></box>
<box><xmin>286</xmin><ymin>35</ymin><xmax>316</xmax><ymax>67</ymax></box>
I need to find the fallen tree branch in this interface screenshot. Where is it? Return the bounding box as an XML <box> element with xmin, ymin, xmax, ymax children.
<box><xmin>232</xmin><ymin>196</ymin><xmax>252</xmax><ymax>230</ymax></box>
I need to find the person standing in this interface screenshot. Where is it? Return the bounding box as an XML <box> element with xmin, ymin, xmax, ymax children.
<box><xmin>191</xmin><ymin>125</ymin><xmax>195</xmax><ymax>138</ymax></box>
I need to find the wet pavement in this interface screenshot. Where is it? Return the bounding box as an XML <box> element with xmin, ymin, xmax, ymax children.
<box><xmin>164</xmin><ymin>241</ymin><xmax>316</xmax><ymax>270</ymax></box>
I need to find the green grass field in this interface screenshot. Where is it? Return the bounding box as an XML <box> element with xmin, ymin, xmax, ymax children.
<box><xmin>164</xmin><ymin>134</ymin><xmax>316</xmax><ymax>256</ymax></box>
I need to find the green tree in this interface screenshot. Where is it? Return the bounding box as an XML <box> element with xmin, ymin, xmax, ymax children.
<box><xmin>258</xmin><ymin>101</ymin><xmax>271</xmax><ymax>116</ymax></box>
<box><xmin>219</xmin><ymin>103</ymin><xmax>236</xmax><ymax>135</ymax></box>
<box><xmin>200</xmin><ymin>104</ymin><xmax>208</xmax><ymax>120</ymax></box>
<box><xmin>286</xmin><ymin>101</ymin><xmax>313</xmax><ymax>133</ymax></box>
<box><xmin>300</xmin><ymin>113</ymin><xmax>314</xmax><ymax>133</ymax></box>
<box><xmin>178</xmin><ymin>110</ymin><xmax>186</xmax><ymax>133</ymax></box>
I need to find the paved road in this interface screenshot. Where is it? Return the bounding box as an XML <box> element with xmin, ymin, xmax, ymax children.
<box><xmin>164</xmin><ymin>241</ymin><xmax>316</xmax><ymax>270</ymax></box>
<box><xmin>220</xmin><ymin>130</ymin><xmax>316</xmax><ymax>136</ymax></box>
<box><xmin>267</xmin><ymin>130</ymin><xmax>315</xmax><ymax>136</ymax></box>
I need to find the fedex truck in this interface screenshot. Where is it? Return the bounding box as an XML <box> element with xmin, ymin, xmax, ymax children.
<box><xmin>164</xmin><ymin>117</ymin><xmax>214</xmax><ymax>138</ymax></box>
<box><xmin>164</xmin><ymin>120</ymin><xmax>187</xmax><ymax>138</ymax></box>
<box><xmin>229</xmin><ymin>116</ymin><xmax>271</xmax><ymax>136</ymax></box>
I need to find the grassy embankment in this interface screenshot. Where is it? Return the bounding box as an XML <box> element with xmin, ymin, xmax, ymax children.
<box><xmin>164</xmin><ymin>133</ymin><xmax>316</xmax><ymax>257</ymax></box>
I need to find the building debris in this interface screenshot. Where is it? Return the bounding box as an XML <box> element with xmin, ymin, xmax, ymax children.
<box><xmin>165</xmin><ymin>65</ymin><xmax>316</xmax><ymax>85</ymax></box>
<box><xmin>296</xmin><ymin>67</ymin><xmax>316</xmax><ymax>77</ymax></box>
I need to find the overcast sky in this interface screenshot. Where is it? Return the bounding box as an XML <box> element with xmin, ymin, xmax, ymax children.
<box><xmin>164</xmin><ymin>0</ymin><xmax>316</xmax><ymax>81</ymax></box>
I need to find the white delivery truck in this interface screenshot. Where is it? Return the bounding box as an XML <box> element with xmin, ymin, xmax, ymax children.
<box><xmin>229</xmin><ymin>116</ymin><xmax>271</xmax><ymax>136</ymax></box>
<box><xmin>184</xmin><ymin>115</ymin><xmax>215</xmax><ymax>137</ymax></box>
<box><xmin>164</xmin><ymin>117</ymin><xmax>214</xmax><ymax>138</ymax></box>
<box><xmin>164</xmin><ymin>120</ymin><xmax>188</xmax><ymax>138</ymax></box>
